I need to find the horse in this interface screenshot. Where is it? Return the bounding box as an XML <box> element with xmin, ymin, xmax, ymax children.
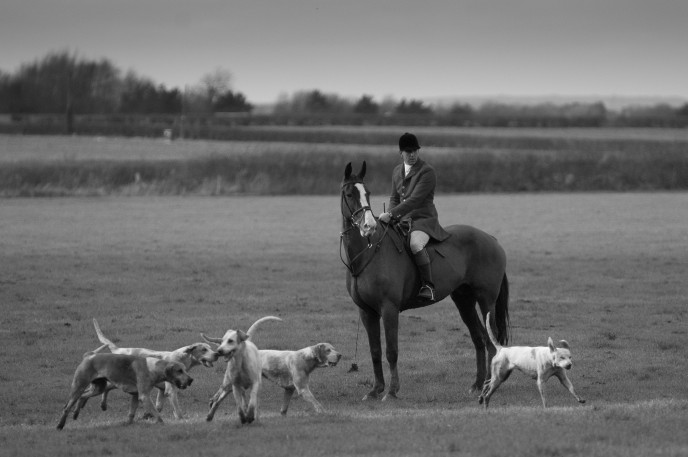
<box><xmin>340</xmin><ymin>161</ymin><xmax>510</xmax><ymax>400</ymax></box>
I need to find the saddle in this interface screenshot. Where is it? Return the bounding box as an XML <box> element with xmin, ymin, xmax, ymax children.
<box><xmin>386</xmin><ymin>219</ymin><xmax>447</xmax><ymax>260</ymax></box>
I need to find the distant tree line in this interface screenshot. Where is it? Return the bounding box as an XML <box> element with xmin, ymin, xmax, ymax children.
<box><xmin>273</xmin><ymin>90</ymin><xmax>688</xmax><ymax>128</ymax></box>
<box><xmin>1</xmin><ymin>51</ymin><xmax>688</xmax><ymax>131</ymax></box>
<box><xmin>0</xmin><ymin>51</ymin><xmax>252</xmax><ymax>132</ymax></box>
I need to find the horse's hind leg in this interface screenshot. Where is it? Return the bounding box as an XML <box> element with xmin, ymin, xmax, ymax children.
<box><xmin>359</xmin><ymin>307</ymin><xmax>385</xmax><ymax>400</ymax></box>
<box><xmin>451</xmin><ymin>288</ymin><xmax>488</xmax><ymax>394</ymax></box>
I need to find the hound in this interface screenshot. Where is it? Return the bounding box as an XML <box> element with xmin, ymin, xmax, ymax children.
<box><xmin>479</xmin><ymin>312</ymin><xmax>586</xmax><ymax>408</ymax></box>
<box><xmin>202</xmin><ymin>316</ymin><xmax>282</xmax><ymax>424</ymax></box>
<box><xmin>73</xmin><ymin>318</ymin><xmax>218</xmax><ymax>420</ymax></box>
<box><xmin>260</xmin><ymin>343</ymin><xmax>341</xmax><ymax>415</ymax></box>
<box><xmin>57</xmin><ymin>353</ymin><xmax>192</xmax><ymax>430</ymax></box>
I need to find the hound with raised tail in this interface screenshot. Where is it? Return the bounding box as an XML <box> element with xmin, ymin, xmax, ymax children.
<box><xmin>260</xmin><ymin>342</ymin><xmax>342</xmax><ymax>415</ymax></box>
<box><xmin>202</xmin><ymin>316</ymin><xmax>282</xmax><ymax>424</ymax></box>
<box><xmin>479</xmin><ymin>312</ymin><xmax>586</xmax><ymax>408</ymax></box>
<box><xmin>57</xmin><ymin>353</ymin><xmax>192</xmax><ymax>430</ymax></box>
<box><xmin>73</xmin><ymin>318</ymin><xmax>218</xmax><ymax>420</ymax></box>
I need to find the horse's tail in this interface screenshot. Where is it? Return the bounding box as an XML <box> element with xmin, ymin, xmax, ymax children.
<box><xmin>494</xmin><ymin>273</ymin><xmax>510</xmax><ymax>345</ymax></box>
<box><xmin>246</xmin><ymin>315</ymin><xmax>282</xmax><ymax>339</ymax></box>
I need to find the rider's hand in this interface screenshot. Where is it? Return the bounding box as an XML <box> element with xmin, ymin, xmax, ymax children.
<box><xmin>379</xmin><ymin>212</ymin><xmax>392</xmax><ymax>223</ymax></box>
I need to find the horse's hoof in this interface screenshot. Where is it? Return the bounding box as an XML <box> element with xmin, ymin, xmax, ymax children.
<box><xmin>362</xmin><ymin>390</ymin><xmax>382</xmax><ymax>401</ymax></box>
<box><xmin>468</xmin><ymin>383</ymin><xmax>482</xmax><ymax>394</ymax></box>
<box><xmin>382</xmin><ymin>392</ymin><xmax>398</xmax><ymax>402</ymax></box>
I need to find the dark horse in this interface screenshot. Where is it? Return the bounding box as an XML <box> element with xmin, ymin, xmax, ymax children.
<box><xmin>340</xmin><ymin>161</ymin><xmax>510</xmax><ymax>400</ymax></box>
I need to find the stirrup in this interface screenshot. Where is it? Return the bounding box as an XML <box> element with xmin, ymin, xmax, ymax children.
<box><xmin>417</xmin><ymin>284</ymin><xmax>435</xmax><ymax>301</ymax></box>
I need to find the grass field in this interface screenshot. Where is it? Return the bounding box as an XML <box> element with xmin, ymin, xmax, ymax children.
<box><xmin>1</xmin><ymin>192</ymin><xmax>687</xmax><ymax>456</ymax></box>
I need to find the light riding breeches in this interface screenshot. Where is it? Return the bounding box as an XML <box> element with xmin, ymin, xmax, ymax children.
<box><xmin>409</xmin><ymin>230</ymin><xmax>430</xmax><ymax>254</ymax></box>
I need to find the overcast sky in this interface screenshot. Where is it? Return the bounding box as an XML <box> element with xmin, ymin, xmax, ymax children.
<box><xmin>1</xmin><ymin>0</ymin><xmax>686</xmax><ymax>104</ymax></box>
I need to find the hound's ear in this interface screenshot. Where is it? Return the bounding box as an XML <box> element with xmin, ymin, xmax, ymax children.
<box><xmin>165</xmin><ymin>362</ymin><xmax>183</xmax><ymax>378</ymax></box>
<box><xmin>237</xmin><ymin>330</ymin><xmax>249</xmax><ymax>342</ymax></box>
<box><xmin>359</xmin><ymin>161</ymin><xmax>366</xmax><ymax>179</ymax></box>
<box><xmin>201</xmin><ymin>333</ymin><xmax>222</xmax><ymax>344</ymax></box>
<box><xmin>344</xmin><ymin>162</ymin><xmax>352</xmax><ymax>179</ymax></box>
<box><xmin>316</xmin><ymin>343</ymin><xmax>326</xmax><ymax>363</ymax></box>
<box><xmin>548</xmin><ymin>337</ymin><xmax>556</xmax><ymax>352</ymax></box>
<box><xmin>165</xmin><ymin>363</ymin><xmax>176</xmax><ymax>378</ymax></box>
<box><xmin>558</xmin><ymin>340</ymin><xmax>570</xmax><ymax>349</ymax></box>
<box><xmin>184</xmin><ymin>344</ymin><xmax>200</xmax><ymax>354</ymax></box>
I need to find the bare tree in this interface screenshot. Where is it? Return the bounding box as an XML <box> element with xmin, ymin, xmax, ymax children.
<box><xmin>200</xmin><ymin>67</ymin><xmax>232</xmax><ymax>106</ymax></box>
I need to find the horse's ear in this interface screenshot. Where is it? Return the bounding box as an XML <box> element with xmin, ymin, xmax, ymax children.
<box><xmin>344</xmin><ymin>162</ymin><xmax>352</xmax><ymax>179</ymax></box>
<box><xmin>359</xmin><ymin>161</ymin><xmax>366</xmax><ymax>179</ymax></box>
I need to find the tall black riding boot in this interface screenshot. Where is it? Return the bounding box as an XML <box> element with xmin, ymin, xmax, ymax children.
<box><xmin>413</xmin><ymin>248</ymin><xmax>435</xmax><ymax>301</ymax></box>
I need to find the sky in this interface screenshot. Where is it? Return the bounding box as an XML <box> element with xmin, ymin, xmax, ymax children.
<box><xmin>1</xmin><ymin>0</ymin><xmax>687</xmax><ymax>105</ymax></box>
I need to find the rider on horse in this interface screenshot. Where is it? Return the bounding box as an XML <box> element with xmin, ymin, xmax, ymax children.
<box><xmin>379</xmin><ymin>132</ymin><xmax>450</xmax><ymax>301</ymax></box>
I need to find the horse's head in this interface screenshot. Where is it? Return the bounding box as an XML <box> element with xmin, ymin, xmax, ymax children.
<box><xmin>341</xmin><ymin>161</ymin><xmax>377</xmax><ymax>238</ymax></box>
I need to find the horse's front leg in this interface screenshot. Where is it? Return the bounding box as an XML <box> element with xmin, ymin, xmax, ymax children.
<box><xmin>359</xmin><ymin>307</ymin><xmax>385</xmax><ymax>400</ymax></box>
<box><xmin>381</xmin><ymin>304</ymin><xmax>400</xmax><ymax>400</ymax></box>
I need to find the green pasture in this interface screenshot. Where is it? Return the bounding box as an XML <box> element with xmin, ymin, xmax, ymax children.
<box><xmin>1</xmin><ymin>192</ymin><xmax>687</xmax><ymax>456</ymax></box>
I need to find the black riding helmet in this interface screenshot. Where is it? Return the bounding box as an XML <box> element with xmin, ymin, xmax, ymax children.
<box><xmin>398</xmin><ymin>132</ymin><xmax>421</xmax><ymax>152</ymax></box>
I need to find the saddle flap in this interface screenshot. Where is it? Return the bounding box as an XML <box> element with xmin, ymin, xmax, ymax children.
<box><xmin>430</xmin><ymin>244</ymin><xmax>447</xmax><ymax>259</ymax></box>
<box><xmin>388</xmin><ymin>226</ymin><xmax>405</xmax><ymax>253</ymax></box>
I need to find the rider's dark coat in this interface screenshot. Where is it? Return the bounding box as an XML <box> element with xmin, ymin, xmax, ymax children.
<box><xmin>388</xmin><ymin>159</ymin><xmax>450</xmax><ymax>242</ymax></box>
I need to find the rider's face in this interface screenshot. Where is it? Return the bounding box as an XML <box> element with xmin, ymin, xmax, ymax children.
<box><xmin>401</xmin><ymin>149</ymin><xmax>419</xmax><ymax>166</ymax></box>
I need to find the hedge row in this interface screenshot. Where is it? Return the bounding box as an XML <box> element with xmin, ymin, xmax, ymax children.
<box><xmin>2</xmin><ymin>148</ymin><xmax>686</xmax><ymax>197</ymax></box>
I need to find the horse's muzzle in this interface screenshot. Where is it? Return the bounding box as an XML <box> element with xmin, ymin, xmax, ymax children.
<box><xmin>360</xmin><ymin>218</ymin><xmax>377</xmax><ymax>237</ymax></box>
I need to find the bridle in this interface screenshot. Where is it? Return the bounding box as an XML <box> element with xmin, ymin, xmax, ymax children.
<box><xmin>339</xmin><ymin>181</ymin><xmax>390</xmax><ymax>277</ymax></box>
<box><xmin>340</xmin><ymin>182</ymin><xmax>371</xmax><ymax>233</ymax></box>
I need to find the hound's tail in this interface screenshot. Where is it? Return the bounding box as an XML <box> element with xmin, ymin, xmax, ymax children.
<box><xmin>93</xmin><ymin>318</ymin><xmax>118</xmax><ymax>351</ymax></box>
<box><xmin>246</xmin><ymin>316</ymin><xmax>282</xmax><ymax>339</ymax></box>
<box><xmin>82</xmin><ymin>344</ymin><xmax>109</xmax><ymax>358</ymax></box>
<box><xmin>485</xmin><ymin>312</ymin><xmax>503</xmax><ymax>351</ymax></box>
